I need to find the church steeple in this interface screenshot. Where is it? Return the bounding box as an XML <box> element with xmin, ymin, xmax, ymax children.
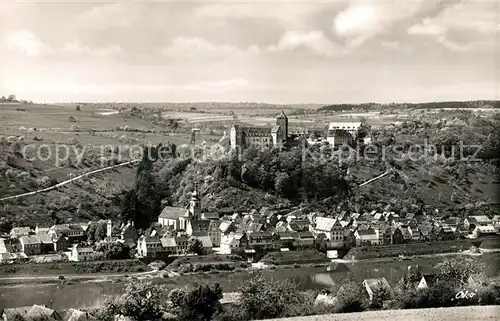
<box><xmin>189</xmin><ymin>182</ymin><xmax>201</xmax><ymax>220</ymax></box>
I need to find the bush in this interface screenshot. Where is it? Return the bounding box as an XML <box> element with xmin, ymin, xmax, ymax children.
<box><xmin>475</xmin><ymin>285</ymin><xmax>500</xmax><ymax>305</ymax></box>
<box><xmin>335</xmin><ymin>280</ymin><xmax>367</xmax><ymax>313</ymax></box>
<box><xmin>370</xmin><ymin>283</ymin><xmax>393</xmax><ymax>309</ymax></box>
<box><xmin>238</xmin><ymin>274</ymin><xmax>306</xmax><ymax>320</ymax></box>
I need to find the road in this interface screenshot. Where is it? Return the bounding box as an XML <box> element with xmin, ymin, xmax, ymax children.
<box><xmin>263</xmin><ymin>306</ymin><xmax>500</xmax><ymax>321</ymax></box>
<box><xmin>0</xmin><ymin>270</ymin><xmax>156</xmax><ymax>283</ymax></box>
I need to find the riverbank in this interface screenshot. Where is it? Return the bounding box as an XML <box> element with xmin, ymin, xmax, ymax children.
<box><xmin>343</xmin><ymin>239</ymin><xmax>482</xmax><ymax>261</ymax></box>
<box><xmin>0</xmin><ymin>259</ymin><xmax>151</xmax><ymax>277</ymax></box>
<box><xmin>1</xmin><ymin>253</ymin><xmax>499</xmax><ymax>310</ymax></box>
<box><xmin>334</xmin><ymin>249</ymin><xmax>485</xmax><ymax>264</ymax></box>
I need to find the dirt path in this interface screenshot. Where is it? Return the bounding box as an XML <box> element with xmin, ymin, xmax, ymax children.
<box><xmin>0</xmin><ymin>270</ymin><xmax>154</xmax><ymax>283</ymax></box>
<box><xmin>263</xmin><ymin>306</ymin><xmax>500</xmax><ymax>321</ymax></box>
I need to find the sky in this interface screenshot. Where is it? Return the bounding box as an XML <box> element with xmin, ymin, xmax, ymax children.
<box><xmin>1</xmin><ymin>0</ymin><xmax>499</xmax><ymax>104</ymax></box>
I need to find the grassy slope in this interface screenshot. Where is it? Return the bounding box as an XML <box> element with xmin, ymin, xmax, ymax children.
<box><xmin>0</xmin><ymin>103</ymin><xmax>195</xmax><ymax>229</ymax></box>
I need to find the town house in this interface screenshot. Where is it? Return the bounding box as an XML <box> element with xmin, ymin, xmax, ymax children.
<box><xmin>355</xmin><ymin>228</ymin><xmax>379</xmax><ymax>246</ymax></box>
<box><xmin>292</xmin><ymin>231</ymin><xmax>315</xmax><ymax>248</ymax></box>
<box><xmin>207</xmin><ymin>220</ymin><xmax>222</xmax><ymax>247</ymax></box>
<box><xmin>313</xmin><ymin>217</ymin><xmax>345</xmax><ymax>247</ymax></box>
<box><xmin>137</xmin><ymin>232</ymin><xmax>163</xmax><ymax>257</ymax></box>
<box><xmin>464</xmin><ymin>216</ymin><xmax>492</xmax><ymax>231</ymax></box>
<box><xmin>247</xmin><ymin>231</ymin><xmax>274</xmax><ymax>249</ymax></box>
<box><xmin>19</xmin><ymin>235</ymin><xmax>41</xmax><ymax>255</ymax></box>
<box><xmin>69</xmin><ymin>244</ymin><xmax>95</xmax><ymax>261</ymax></box>
<box><xmin>220</xmin><ymin>232</ymin><xmax>247</xmax><ymax>253</ymax></box>
<box><xmin>120</xmin><ymin>221</ymin><xmax>138</xmax><ymax>247</ymax></box>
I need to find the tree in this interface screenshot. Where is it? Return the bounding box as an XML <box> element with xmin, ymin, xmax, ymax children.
<box><xmin>370</xmin><ymin>281</ymin><xmax>393</xmax><ymax>309</ymax></box>
<box><xmin>169</xmin><ymin>283</ymin><xmax>223</xmax><ymax>321</ymax></box>
<box><xmin>128</xmin><ymin>146</ymin><xmax>163</xmax><ymax>229</ymax></box>
<box><xmin>97</xmin><ymin>279</ymin><xmax>164</xmax><ymax>321</ymax></box>
<box><xmin>86</xmin><ymin>222</ymin><xmax>98</xmax><ymax>243</ymax></box>
<box><xmin>95</xmin><ymin>241</ymin><xmax>129</xmax><ymax>260</ymax></box>
<box><xmin>94</xmin><ymin>220</ymin><xmax>108</xmax><ymax>241</ymax></box>
<box><xmin>436</xmin><ymin>257</ymin><xmax>485</xmax><ymax>285</ymax></box>
<box><xmin>335</xmin><ymin>280</ymin><xmax>367</xmax><ymax>313</ymax></box>
<box><xmin>188</xmin><ymin>238</ymin><xmax>204</xmax><ymax>255</ymax></box>
<box><xmin>238</xmin><ymin>274</ymin><xmax>304</xmax><ymax>320</ymax></box>
<box><xmin>7</xmin><ymin>94</ymin><xmax>16</xmax><ymax>101</ymax></box>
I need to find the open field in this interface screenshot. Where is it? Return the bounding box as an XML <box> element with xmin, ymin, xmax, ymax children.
<box><xmin>262</xmin><ymin>306</ymin><xmax>500</xmax><ymax>321</ymax></box>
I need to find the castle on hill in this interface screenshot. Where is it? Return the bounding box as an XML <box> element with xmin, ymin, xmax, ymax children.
<box><xmin>230</xmin><ymin>111</ymin><xmax>289</xmax><ymax>150</ymax></box>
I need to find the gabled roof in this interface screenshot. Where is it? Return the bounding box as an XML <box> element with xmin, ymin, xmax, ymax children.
<box><xmin>208</xmin><ymin>220</ymin><xmax>221</xmax><ymax>231</ymax></box>
<box><xmin>247</xmin><ymin>222</ymin><xmax>263</xmax><ymax>233</ymax></box>
<box><xmin>26</xmin><ymin>305</ymin><xmax>59</xmax><ymax>320</ymax></box>
<box><xmin>467</xmin><ymin>216</ymin><xmax>492</xmax><ymax>224</ymax></box>
<box><xmin>190</xmin><ymin>220</ymin><xmax>210</xmax><ymax>231</ymax></box>
<box><xmin>10</xmin><ymin>227</ymin><xmax>31</xmax><ymax>235</ymax></box>
<box><xmin>203</xmin><ymin>212</ymin><xmax>220</xmax><ymax>220</ymax></box>
<box><xmin>159</xmin><ymin>206</ymin><xmax>190</xmax><ymax>219</ymax></box>
<box><xmin>248</xmin><ymin>231</ymin><xmax>273</xmax><ymax>238</ymax></box>
<box><xmin>160</xmin><ymin>237</ymin><xmax>177</xmax><ymax>248</ymax></box>
<box><xmin>39</xmin><ymin>233</ymin><xmax>55</xmax><ymax>244</ymax></box>
<box><xmin>296</xmin><ymin>231</ymin><xmax>314</xmax><ymax>238</ymax></box>
<box><xmin>357</xmin><ymin>228</ymin><xmax>377</xmax><ymax>236</ymax></box>
<box><xmin>20</xmin><ymin>235</ymin><xmax>41</xmax><ymax>245</ymax></box>
<box><xmin>363</xmin><ymin>277</ymin><xmax>392</xmax><ymax>293</ymax></box>
<box><xmin>219</xmin><ymin>221</ymin><xmax>233</xmax><ymax>233</ymax></box>
<box><xmin>315</xmin><ymin>217</ymin><xmax>339</xmax><ymax>231</ymax></box>
<box><xmin>65</xmin><ymin>308</ymin><xmax>94</xmax><ymax>321</ymax></box>
<box><xmin>194</xmin><ymin>235</ymin><xmax>213</xmax><ymax>248</ymax></box>
<box><xmin>3</xmin><ymin>306</ymin><xmax>31</xmax><ymax>320</ymax></box>
<box><xmin>243</xmin><ymin>127</ymin><xmax>273</xmax><ymax>137</ymax></box>
<box><xmin>277</xmin><ymin>232</ymin><xmax>295</xmax><ymax>240</ymax></box>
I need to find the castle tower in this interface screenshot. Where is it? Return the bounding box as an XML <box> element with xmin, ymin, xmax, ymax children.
<box><xmin>276</xmin><ymin>110</ymin><xmax>288</xmax><ymax>141</ymax></box>
<box><xmin>189</xmin><ymin>183</ymin><xmax>201</xmax><ymax>220</ymax></box>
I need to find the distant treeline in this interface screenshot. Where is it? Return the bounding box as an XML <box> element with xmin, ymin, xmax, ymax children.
<box><xmin>318</xmin><ymin>100</ymin><xmax>500</xmax><ymax>112</ymax></box>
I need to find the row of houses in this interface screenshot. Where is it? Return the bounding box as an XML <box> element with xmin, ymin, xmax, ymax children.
<box><xmin>1</xmin><ymin>220</ymin><xmax>139</xmax><ymax>263</ymax></box>
<box><xmin>3</xmin><ymin>205</ymin><xmax>498</xmax><ymax>262</ymax></box>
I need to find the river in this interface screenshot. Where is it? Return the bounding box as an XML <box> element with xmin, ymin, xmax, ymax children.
<box><xmin>1</xmin><ymin>253</ymin><xmax>499</xmax><ymax>310</ymax></box>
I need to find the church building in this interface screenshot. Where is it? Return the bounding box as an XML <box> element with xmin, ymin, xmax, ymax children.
<box><xmin>157</xmin><ymin>185</ymin><xmax>211</xmax><ymax>236</ymax></box>
<box><xmin>158</xmin><ymin>186</ymin><xmax>201</xmax><ymax>231</ymax></box>
<box><xmin>230</xmin><ymin>111</ymin><xmax>289</xmax><ymax>150</ymax></box>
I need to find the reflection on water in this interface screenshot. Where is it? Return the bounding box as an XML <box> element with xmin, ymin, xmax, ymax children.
<box><xmin>1</xmin><ymin>253</ymin><xmax>499</xmax><ymax>310</ymax></box>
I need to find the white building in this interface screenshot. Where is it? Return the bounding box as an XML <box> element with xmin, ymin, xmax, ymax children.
<box><xmin>69</xmin><ymin>244</ymin><xmax>95</xmax><ymax>261</ymax></box>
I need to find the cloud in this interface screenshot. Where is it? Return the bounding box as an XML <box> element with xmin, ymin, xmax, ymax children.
<box><xmin>406</xmin><ymin>1</ymin><xmax>497</xmax><ymax>52</ymax></box>
<box><xmin>332</xmin><ymin>0</ymin><xmax>462</xmax><ymax>47</ymax></box>
<box><xmin>381</xmin><ymin>41</ymin><xmax>412</xmax><ymax>53</ymax></box>
<box><xmin>408</xmin><ymin>18</ymin><xmax>447</xmax><ymax>36</ymax></box>
<box><xmin>436</xmin><ymin>36</ymin><xmax>470</xmax><ymax>52</ymax></box>
<box><xmin>192</xmin><ymin>1</ymin><xmax>327</xmax><ymax>28</ymax></box>
<box><xmin>268</xmin><ymin>31</ymin><xmax>342</xmax><ymax>57</ymax></box>
<box><xmin>61</xmin><ymin>41</ymin><xmax>124</xmax><ymax>59</ymax></box>
<box><xmin>5</xmin><ymin>30</ymin><xmax>46</xmax><ymax>56</ymax></box>
<box><xmin>160</xmin><ymin>37</ymin><xmax>258</xmax><ymax>60</ymax></box>
<box><xmin>72</xmin><ymin>2</ymin><xmax>150</xmax><ymax>30</ymax></box>
<box><xmin>5</xmin><ymin>29</ymin><xmax>123</xmax><ymax>60</ymax></box>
